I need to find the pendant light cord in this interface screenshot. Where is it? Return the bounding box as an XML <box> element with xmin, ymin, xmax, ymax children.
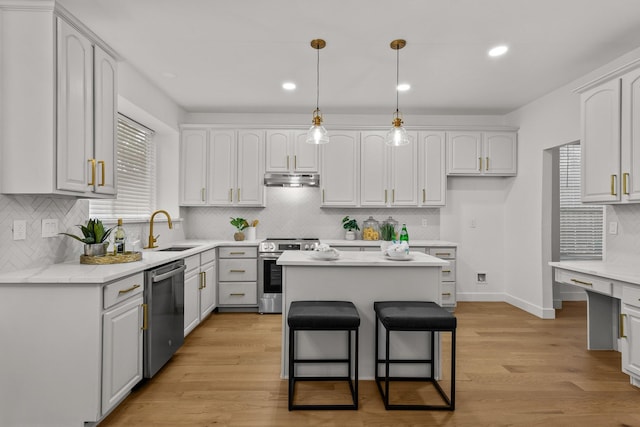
<box><xmin>316</xmin><ymin>46</ymin><xmax>320</xmax><ymax>112</ymax></box>
<box><xmin>395</xmin><ymin>45</ymin><xmax>400</xmax><ymax>116</ymax></box>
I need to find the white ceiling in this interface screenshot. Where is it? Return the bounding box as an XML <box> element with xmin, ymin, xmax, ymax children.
<box><xmin>58</xmin><ymin>0</ymin><xmax>640</xmax><ymax>115</ymax></box>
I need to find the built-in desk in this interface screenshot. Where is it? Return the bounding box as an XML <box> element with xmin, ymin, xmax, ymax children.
<box><xmin>549</xmin><ymin>261</ymin><xmax>640</xmax><ymax>387</ymax></box>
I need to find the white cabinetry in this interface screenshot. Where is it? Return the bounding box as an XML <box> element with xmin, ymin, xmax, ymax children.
<box><xmin>320</xmin><ymin>131</ymin><xmax>360</xmax><ymax>206</ymax></box>
<box><xmin>360</xmin><ymin>131</ymin><xmax>418</xmax><ymax>206</ymax></box>
<box><xmin>184</xmin><ymin>249</ymin><xmax>217</xmax><ymax>336</ymax></box>
<box><xmin>621</xmin><ymin>286</ymin><xmax>640</xmax><ymax>384</ymax></box>
<box><xmin>102</xmin><ymin>273</ymin><xmax>144</xmax><ymax>415</ymax></box>
<box><xmin>418</xmin><ymin>131</ymin><xmax>446</xmax><ymax>206</ymax></box>
<box><xmin>579</xmin><ymin>66</ymin><xmax>640</xmax><ymax>203</ymax></box>
<box><xmin>1</xmin><ymin>7</ymin><xmax>117</xmax><ymax>197</ymax></box>
<box><xmin>266</xmin><ymin>130</ymin><xmax>318</xmax><ymax>173</ymax></box>
<box><xmin>217</xmin><ymin>246</ymin><xmax>258</xmax><ymax>309</ymax></box>
<box><xmin>446</xmin><ymin>131</ymin><xmax>517</xmax><ymax>176</ymax></box>
<box><xmin>180</xmin><ymin>129</ymin><xmax>265</xmax><ymax>206</ymax></box>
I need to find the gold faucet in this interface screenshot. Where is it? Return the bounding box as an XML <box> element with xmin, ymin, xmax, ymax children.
<box><xmin>146</xmin><ymin>210</ymin><xmax>173</xmax><ymax>249</ymax></box>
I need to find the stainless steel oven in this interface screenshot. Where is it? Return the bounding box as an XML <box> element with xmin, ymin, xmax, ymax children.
<box><xmin>258</xmin><ymin>238</ymin><xmax>319</xmax><ymax>313</ymax></box>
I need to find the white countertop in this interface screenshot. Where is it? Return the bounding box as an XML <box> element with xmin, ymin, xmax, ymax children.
<box><xmin>277</xmin><ymin>250</ymin><xmax>449</xmax><ymax>267</ymax></box>
<box><xmin>322</xmin><ymin>239</ymin><xmax>457</xmax><ymax>247</ymax></box>
<box><xmin>549</xmin><ymin>260</ymin><xmax>640</xmax><ymax>286</ymax></box>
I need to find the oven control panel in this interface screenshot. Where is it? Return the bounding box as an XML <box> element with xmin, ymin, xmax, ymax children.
<box><xmin>259</xmin><ymin>240</ymin><xmax>319</xmax><ymax>253</ymax></box>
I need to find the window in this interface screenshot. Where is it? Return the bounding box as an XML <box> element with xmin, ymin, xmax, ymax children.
<box><xmin>559</xmin><ymin>143</ymin><xmax>603</xmax><ymax>260</ymax></box>
<box><xmin>90</xmin><ymin>115</ymin><xmax>156</xmax><ymax>220</ymax></box>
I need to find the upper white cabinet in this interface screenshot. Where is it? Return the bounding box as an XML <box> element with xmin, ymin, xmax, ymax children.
<box><xmin>265</xmin><ymin>130</ymin><xmax>318</xmax><ymax>173</ymax></box>
<box><xmin>180</xmin><ymin>129</ymin><xmax>265</xmax><ymax>206</ymax></box>
<box><xmin>320</xmin><ymin>131</ymin><xmax>360</xmax><ymax>206</ymax></box>
<box><xmin>446</xmin><ymin>131</ymin><xmax>517</xmax><ymax>176</ymax></box>
<box><xmin>579</xmin><ymin>66</ymin><xmax>640</xmax><ymax>204</ymax></box>
<box><xmin>418</xmin><ymin>131</ymin><xmax>446</xmax><ymax>206</ymax></box>
<box><xmin>360</xmin><ymin>131</ymin><xmax>418</xmax><ymax>206</ymax></box>
<box><xmin>0</xmin><ymin>7</ymin><xmax>117</xmax><ymax>197</ymax></box>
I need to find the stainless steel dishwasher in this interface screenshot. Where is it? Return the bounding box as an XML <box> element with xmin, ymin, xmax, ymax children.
<box><xmin>143</xmin><ymin>259</ymin><xmax>186</xmax><ymax>378</ymax></box>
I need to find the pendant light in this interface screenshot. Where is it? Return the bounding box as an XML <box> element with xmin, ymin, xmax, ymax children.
<box><xmin>306</xmin><ymin>39</ymin><xmax>329</xmax><ymax>144</ymax></box>
<box><xmin>385</xmin><ymin>39</ymin><xmax>410</xmax><ymax>147</ymax></box>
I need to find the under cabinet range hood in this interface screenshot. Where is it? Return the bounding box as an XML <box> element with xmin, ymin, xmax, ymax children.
<box><xmin>264</xmin><ymin>173</ymin><xmax>320</xmax><ymax>187</ymax></box>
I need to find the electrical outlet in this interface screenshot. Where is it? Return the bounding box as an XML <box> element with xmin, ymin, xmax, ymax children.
<box><xmin>470</xmin><ymin>218</ymin><xmax>477</xmax><ymax>228</ymax></box>
<box><xmin>42</xmin><ymin>219</ymin><xmax>59</xmax><ymax>238</ymax></box>
<box><xmin>13</xmin><ymin>220</ymin><xmax>26</xmax><ymax>240</ymax></box>
<box><xmin>609</xmin><ymin>221</ymin><xmax>618</xmax><ymax>235</ymax></box>
<box><xmin>421</xmin><ymin>218</ymin><xmax>428</xmax><ymax>227</ymax></box>
<box><xmin>476</xmin><ymin>272</ymin><xmax>487</xmax><ymax>284</ymax></box>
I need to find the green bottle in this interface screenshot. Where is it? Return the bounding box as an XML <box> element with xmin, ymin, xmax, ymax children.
<box><xmin>399</xmin><ymin>224</ymin><xmax>409</xmax><ymax>243</ymax></box>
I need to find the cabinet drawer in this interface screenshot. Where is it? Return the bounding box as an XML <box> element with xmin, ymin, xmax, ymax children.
<box><xmin>441</xmin><ymin>260</ymin><xmax>456</xmax><ymax>282</ymax></box>
<box><xmin>440</xmin><ymin>282</ymin><xmax>456</xmax><ymax>306</ymax></box>
<box><xmin>200</xmin><ymin>248</ymin><xmax>216</xmax><ymax>264</ymax></box>
<box><xmin>184</xmin><ymin>254</ymin><xmax>200</xmax><ymax>274</ymax></box>
<box><xmin>218</xmin><ymin>246</ymin><xmax>257</xmax><ymax>258</ymax></box>
<box><xmin>218</xmin><ymin>259</ymin><xmax>257</xmax><ymax>281</ymax></box>
<box><xmin>555</xmin><ymin>269</ymin><xmax>612</xmax><ymax>296</ymax></box>
<box><xmin>103</xmin><ymin>272</ymin><xmax>144</xmax><ymax>309</ymax></box>
<box><xmin>429</xmin><ymin>247</ymin><xmax>456</xmax><ymax>259</ymax></box>
<box><xmin>623</xmin><ymin>285</ymin><xmax>640</xmax><ymax>308</ymax></box>
<box><xmin>219</xmin><ymin>282</ymin><xmax>257</xmax><ymax>305</ymax></box>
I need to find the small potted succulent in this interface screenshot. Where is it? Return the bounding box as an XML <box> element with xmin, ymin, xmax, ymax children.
<box><xmin>60</xmin><ymin>218</ymin><xmax>113</xmax><ymax>256</ymax></box>
<box><xmin>341</xmin><ymin>216</ymin><xmax>360</xmax><ymax>240</ymax></box>
<box><xmin>230</xmin><ymin>217</ymin><xmax>249</xmax><ymax>241</ymax></box>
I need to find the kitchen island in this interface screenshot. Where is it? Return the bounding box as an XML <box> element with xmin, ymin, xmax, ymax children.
<box><xmin>277</xmin><ymin>250</ymin><xmax>449</xmax><ymax>379</ymax></box>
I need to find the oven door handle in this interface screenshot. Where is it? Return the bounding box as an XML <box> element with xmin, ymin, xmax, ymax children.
<box><xmin>152</xmin><ymin>265</ymin><xmax>186</xmax><ymax>283</ymax></box>
<box><xmin>259</xmin><ymin>254</ymin><xmax>281</xmax><ymax>260</ymax></box>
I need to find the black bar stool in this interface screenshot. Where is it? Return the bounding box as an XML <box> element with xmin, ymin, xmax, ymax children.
<box><xmin>287</xmin><ymin>300</ymin><xmax>360</xmax><ymax>410</ymax></box>
<box><xmin>374</xmin><ymin>301</ymin><xmax>456</xmax><ymax>410</ymax></box>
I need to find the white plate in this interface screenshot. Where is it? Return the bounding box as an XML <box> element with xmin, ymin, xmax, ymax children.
<box><xmin>309</xmin><ymin>250</ymin><xmax>341</xmax><ymax>260</ymax></box>
<box><xmin>385</xmin><ymin>252</ymin><xmax>414</xmax><ymax>261</ymax></box>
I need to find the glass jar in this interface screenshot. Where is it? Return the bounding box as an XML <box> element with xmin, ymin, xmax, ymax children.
<box><xmin>362</xmin><ymin>216</ymin><xmax>380</xmax><ymax>240</ymax></box>
<box><xmin>381</xmin><ymin>216</ymin><xmax>399</xmax><ymax>241</ymax></box>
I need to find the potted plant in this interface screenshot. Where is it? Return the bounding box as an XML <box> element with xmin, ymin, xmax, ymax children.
<box><xmin>230</xmin><ymin>217</ymin><xmax>249</xmax><ymax>241</ymax></box>
<box><xmin>341</xmin><ymin>216</ymin><xmax>360</xmax><ymax>240</ymax></box>
<box><xmin>60</xmin><ymin>218</ymin><xmax>113</xmax><ymax>256</ymax></box>
<box><xmin>379</xmin><ymin>222</ymin><xmax>396</xmax><ymax>252</ymax></box>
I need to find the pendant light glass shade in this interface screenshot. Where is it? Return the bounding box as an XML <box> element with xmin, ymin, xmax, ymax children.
<box><xmin>306</xmin><ymin>39</ymin><xmax>329</xmax><ymax>145</ymax></box>
<box><xmin>385</xmin><ymin>39</ymin><xmax>409</xmax><ymax>147</ymax></box>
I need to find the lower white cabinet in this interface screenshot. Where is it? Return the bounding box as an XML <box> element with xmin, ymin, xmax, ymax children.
<box><xmin>184</xmin><ymin>249</ymin><xmax>217</xmax><ymax>337</ymax></box>
<box><xmin>217</xmin><ymin>246</ymin><xmax>258</xmax><ymax>309</ymax></box>
<box><xmin>622</xmin><ymin>286</ymin><xmax>640</xmax><ymax>382</ymax></box>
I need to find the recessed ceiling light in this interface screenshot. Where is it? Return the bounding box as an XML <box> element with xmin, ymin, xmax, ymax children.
<box><xmin>488</xmin><ymin>45</ymin><xmax>508</xmax><ymax>57</ymax></box>
<box><xmin>162</xmin><ymin>71</ymin><xmax>177</xmax><ymax>78</ymax></box>
<box><xmin>282</xmin><ymin>82</ymin><xmax>296</xmax><ymax>90</ymax></box>
<box><xmin>397</xmin><ymin>83</ymin><xmax>411</xmax><ymax>91</ymax></box>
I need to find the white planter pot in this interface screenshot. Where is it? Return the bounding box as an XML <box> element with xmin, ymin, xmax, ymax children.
<box><xmin>345</xmin><ymin>231</ymin><xmax>356</xmax><ymax>240</ymax></box>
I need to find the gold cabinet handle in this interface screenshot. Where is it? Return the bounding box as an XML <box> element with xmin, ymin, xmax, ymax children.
<box><xmin>384</xmin><ymin>189</ymin><xmax>388</xmax><ymax>204</ymax></box>
<box><xmin>201</xmin><ymin>188</ymin><xmax>205</xmax><ymax>202</ymax></box>
<box><xmin>98</xmin><ymin>160</ymin><xmax>106</xmax><ymax>186</ymax></box>
<box><xmin>442</xmin><ymin>270</ymin><xmax>451</xmax><ymax>273</ymax></box>
<box><xmin>229</xmin><ymin>269</ymin><xmax>246</xmax><ymax>273</ymax></box>
<box><xmin>478</xmin><ymin>157</ymin><xmax>482</xmax><ymax>171</ymax></box>
<box><xmin>229</xmin><ymin>251</ymin><xmax>246</xmax><ymax>255</ymax></box>
<box><xmin>322</xmin><ymin>189</ymin><xmax>325</xmax><ymax>203</ymax></box>
<box><xmin>141</xmin><ymin>303</ymin><xmax>148</xmax><ymax>330</ymax></box>
<box><xmin>88</xmin><ymin>159</ymin><xmax>96</xmax><ymax>186</ymax></box>
<box><xmin>623</xmin><ymin>172</ymin><xmax>630</xmax><ymax>195</ymax></box>
<box><xmin>435</xmin><ymin>252</ymin><xmax>450</xmax><ymax>257</ymax></box>
<box><xmin>294</xmin><ymin>155</ymin><xmax>297</xmax><ymax>170</ymax></box>
<box><xmin>442</xmin><ymin>292</ymin><xmax>452</xmax><ymax>297</ymax></box>
<box><xmin>118</xmin><ymin>284</ymin><xmax>141</xmax><ymax>295</ymax></box>
<box><xmin>237</xmin><ymin>188</ymin><xmax>240</xmax><ymax>201</ymax></box>
<box><xmin>392</xmin><ymin>189</ymin><xmax>395</xmax><ymax>203</ymax></box>
<box><xmin>620</xmin><ymin>313</ymin><xmax>627</xmax><ymax>338</ymax></box>
<box><xmin>611</xmin><ymin>174</ymin><xmax>617</xmax><ymax>196</ymax></box>
<box><xmin>230</xmin><ymin>293</ymin><xmax>246</xmax><ymax>296</ymax></box>
<box><xmin>571</xmin><ymin>278</ymin><xmax>592</xmax><ymax>286</ymax></box>
<box><xmin>229</xmin><ymin>188</ymin><xmax>233</xmax><ymax>202</ymax></box>
<box><xmin>199</xmin><ymin>271</ymin><xmax>205</xmax><ymax>290</ymax></box>
<box><xmin>486</xmin><ymin>157</ymin><xmax>489</xmax><ymax>171</ymax></box>
<box><xmin>286</xmin><ymin>155</ymin><xmax>290</xmax><ymax>170</ymax></box>
<box><xmin>422</xmin><ymin>188</ymin><xmax>426</xmax><ymax>203</ymax></box>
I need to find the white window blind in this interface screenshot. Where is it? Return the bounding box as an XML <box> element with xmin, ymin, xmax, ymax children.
<box><xmin>90</xmin><ymin>115</ymin><xmax>156</xmax><ymax>219</ymax></box>
<box><xmin>559</xmin><ymin>143</ymin><xmax>603</xmax><ymax>260</ymax></box>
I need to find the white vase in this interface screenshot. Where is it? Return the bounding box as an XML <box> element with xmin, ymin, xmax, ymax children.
<box><xmin>345</xmin><ymin>231</ymin><xmax>356</xmax><ymax>240</ymax></box>
<box><xmin>245</xmin><ymin>227</ymin><xmax>256</xmax><ymax>241</ymax></box>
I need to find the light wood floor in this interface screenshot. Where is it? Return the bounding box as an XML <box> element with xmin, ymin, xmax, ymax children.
<box><xmin>100</xmin><ymin>302</ymin><xmax>640</xmax><ymax>426</ymax></box>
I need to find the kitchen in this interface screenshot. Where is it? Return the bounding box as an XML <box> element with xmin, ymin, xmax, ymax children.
<box><xmin>2</xmin><ymin>0</ymin><xmax>640</xmax><ymax>425</ymax></box>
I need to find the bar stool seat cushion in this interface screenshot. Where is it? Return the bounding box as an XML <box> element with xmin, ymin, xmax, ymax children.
<box><xmin>288</xmin><ymin>301</ymin><xmax>361</xmax><ymax>330</ymax></box>
<box><xmin>374</xmin><ymin>301</ymin><xmax>456</xmax><ymax>330</ymax></box>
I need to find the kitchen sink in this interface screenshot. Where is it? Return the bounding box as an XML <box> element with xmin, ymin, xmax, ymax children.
<box><xmin>157</xmin><ymin>246</ymin><xmax>197</xmax><ymax>252</ymax></box>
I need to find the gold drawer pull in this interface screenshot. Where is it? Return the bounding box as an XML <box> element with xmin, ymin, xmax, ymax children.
<box><xmin>435</xmin><ymin>252</ymin><xmax>450</xmax><ymax>257</ymax></box>
<box><xmin>442</xmin><ymin>270</ymin><xmax>451</xmax><ymax>274</ymax></box>
<box><xmin>442</xmin><ymin>292</ymin><xmax>452</xmax><ymax>297</ymax></box>
<box><xmin>229</xmin><ymin>251</ymin><xmax>246</xmax><ymax>255</ymax></box>
<box><xmin>230</xmin><ymin>269</ymin><xmax>246</xmax><ymax>273</ymax></box>
<box><xmin>620</xmin><ymin>313</ymin><xmax>627</xmax><ymax>339</ymax></box>
<box><xmin>230</xmin><ymin>293</ymin><xmax>246</xmax><ymax>296</ymax></box>
<box><xmin>118</xmin><ymin>284</ymin><xmax>140</xmax><ymax>295</ymax></box>
<box><xmin>571</xmin><ymin>278</ymin><xmax>592</xmax><ymax>286</ymax></box>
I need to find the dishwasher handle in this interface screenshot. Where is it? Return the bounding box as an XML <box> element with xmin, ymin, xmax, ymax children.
<box><xmin>152</xmin><ymin>264</ymin><xmax>186</xmax><ymax>283</ymax></box>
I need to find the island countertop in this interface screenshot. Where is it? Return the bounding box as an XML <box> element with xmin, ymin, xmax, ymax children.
<box><xmin>277</xmin><ymin>250</ymin><xmax>450</xmax><ymax>267</ymax></box>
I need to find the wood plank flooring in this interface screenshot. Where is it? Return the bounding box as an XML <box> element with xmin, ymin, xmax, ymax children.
<box><xmin>100</xmin><ymin>302</ymin><xmax>640</xmax><ymax>426</ymax></box>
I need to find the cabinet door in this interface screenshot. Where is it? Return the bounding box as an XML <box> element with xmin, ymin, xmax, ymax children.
<box><xmin>236</xmin><ymin>130</ymin><xmax>265</xmax><ymax>206</ymax></box>
<box><xmin>484</xmin><ymin>132</ymin><xmax>517</xmax><ymax>175</ymax></box>
<box><xmin>265</xmin><ymin>130</ymin><xmax>290</xmax><ymax>172</ymax></box>
<box><xmin>418</xmin><ymin>131</ymin><xmax>446</xmax><ymax>206</ymax></box>
<box><xmin>622</xmin><ymin>303</ymin><xmax>640</xmax><ymax>379</ymax></box>
<box><xmin>446</xmin><ymin>132</ymin><xmax>482</xmax><ymax>175</ymax></box>
<box><xmin>102</xmin><ymin>295</ymin><xmax>143</xmax><ymax>414</ymax></box>
<box><xmin>581</xmin><ymin>79</ymin><xmax>621</xmax><ymax>202</ymax></box>
<box><xmin>622</xmin><ymin>68</ymin><xmax>640</xmax><ymax>201</ymax></box>
<box><xmin>93</xmin><ymin>45</ymin><xmax>117</xmax><ymax>196</ymax></box>
<box><xmin>200</xmin><ymin>262</ymin><xmax>216</xmax><ymax>318</ymax></box>
<box><xmin>390</xmin><ymin>132</ymin><xmax>418</xmax><ymax>206</ymax></box>
<box><xmin>183</xmin><ymin>270</ymin><xmax>201</xmax><ymax>336</ymax></box>
<box><xmin>293</xmin><ymin>130</ymin><xmax>319</xmax><ymax>172</ymax></box>
<box><xmin>321</xmin><ymin>131</ymin><xmax>359</xmax><ymax>206</ymax></box>
<box><xmin>208</xmin><ymin>130</ymin><xmax>236</xmax><ymax>205</ymax></box>
<box><xmin>180</xmin><ymin>129</ymin><xmax>208</xmax><ymax>205</ymax></box>
<box><xmin>56</xmin><ymin>19</ymin><xmax>94</xmax><ymax>193</ymax></box>
<box><xmin>360</xmin><ymin>132</ymin><xmax>388</xmax><ymax>206</ymax></box>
